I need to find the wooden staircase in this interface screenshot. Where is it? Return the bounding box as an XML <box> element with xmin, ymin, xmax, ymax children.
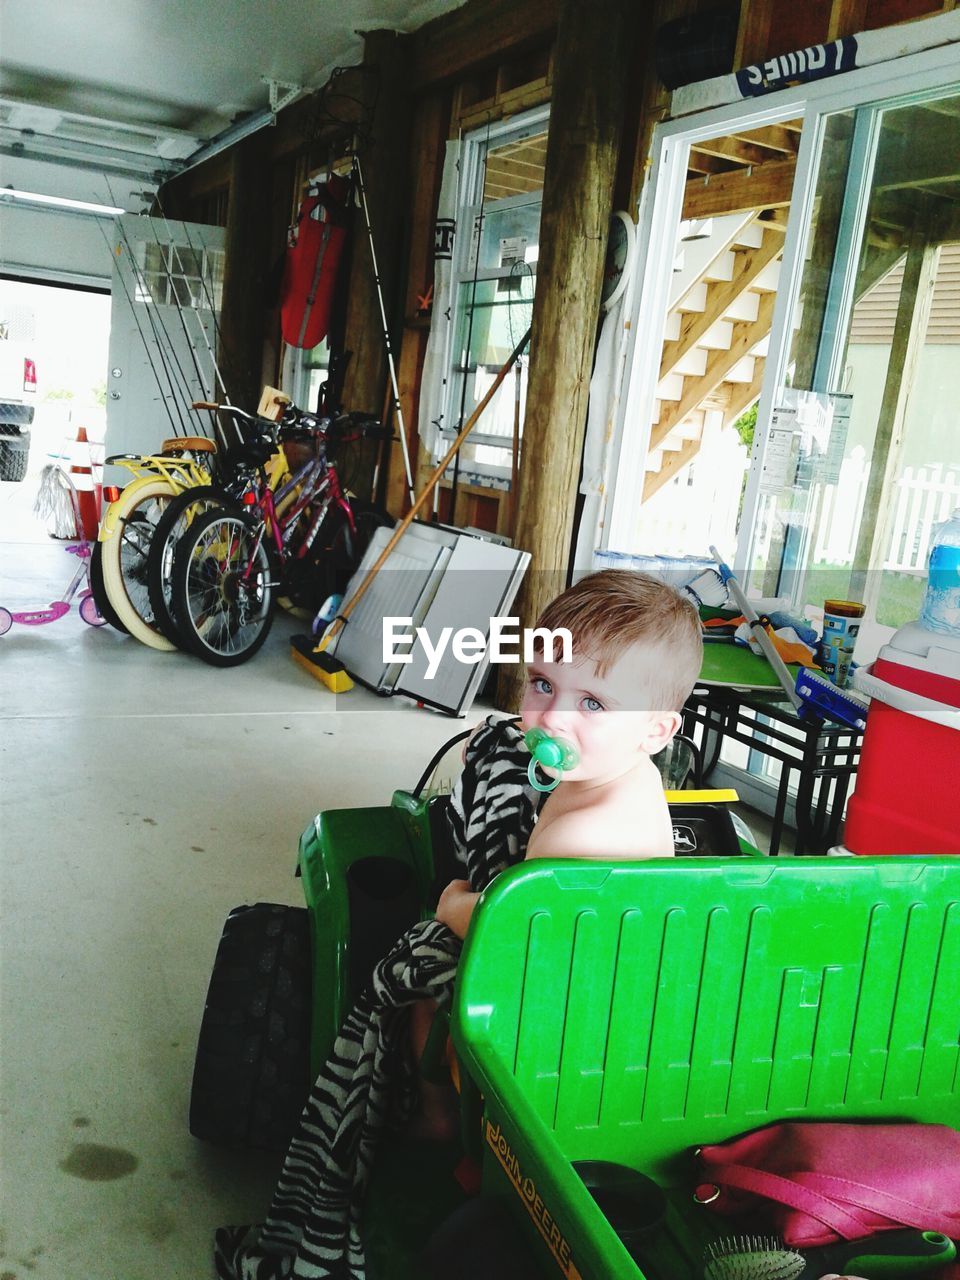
<box><xmin>645</xmin><ymin>212</ymin><xmax>786</xmax><ymax>501</ymax></box>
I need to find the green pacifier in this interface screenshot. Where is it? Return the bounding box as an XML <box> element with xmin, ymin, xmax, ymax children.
<box><xmin>524</xmin><ymin>727</ymin><xmax>580</xmax><ymax>792</ymax></box>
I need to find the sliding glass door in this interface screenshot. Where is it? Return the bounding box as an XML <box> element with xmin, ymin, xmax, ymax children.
<box><xmin>606</xmin><ymin>41</ymin><xmax>960</xmax><ymax>671</ymax></box>
<box><xmin>751</xmin><ymin>87</ymin><xmax>960</xmax><ymax>661</ymax></box>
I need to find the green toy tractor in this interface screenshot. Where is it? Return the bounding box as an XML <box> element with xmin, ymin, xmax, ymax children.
<box><xmin>188</xmin><ymin>729</ymin><xmax>760</xmax><ymax>1156</ymax></box>
<box><xmin>185</xmin><ymin>737</ymin><xmax>960</xmax><ymax>1277</ymax></box>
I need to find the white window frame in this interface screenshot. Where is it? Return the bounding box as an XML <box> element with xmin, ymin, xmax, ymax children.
<box><xmin>438</xmin><ymin>105</ymin><xmax>550</xmax><ymax>476</ymax></box>
<box><xmin>604</xmin><ymin>37</ymin><xmax>960</xmax><ymax>579</ymax></box>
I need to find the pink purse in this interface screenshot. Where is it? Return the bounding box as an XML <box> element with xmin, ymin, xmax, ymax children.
<box><xmin>693</xmin><ymin>1121</ymin><xmax>960</xmax><ymax>1247</ymax></box>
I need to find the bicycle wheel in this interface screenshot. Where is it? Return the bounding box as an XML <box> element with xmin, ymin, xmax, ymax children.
<box><xmin>99</xmin><ymin>478</ymin><xmax>178</xmax><ymax>651</ymax></box>
<box><xmin>147</xmin><ymin>484</ymin><xmax>241</xmax><ymax>647</ymax></box>
<box><xmin>288</xmin><ymin>501</ymin><xmax>393</xmax><ymax>612</ymax></box>
<box><xmin>172</xmin><ymin>508</ymin><xmax>275</xmax><ymax>667</ymax></box>
<box><xmin>89</xmin><ymin>539</ymin><xmax>128</xmax><ymax>634</ymax></box>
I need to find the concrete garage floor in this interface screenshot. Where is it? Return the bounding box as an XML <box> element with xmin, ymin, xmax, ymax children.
<box><xmin>0</xmin><ymin>480</ymin><xmax>482</xmax><ymax>1280</ymax></box>
<box><xmin>0</xmin><ymin>475</ymin><xmax>779</xmax><ymax>1280</ymax></box>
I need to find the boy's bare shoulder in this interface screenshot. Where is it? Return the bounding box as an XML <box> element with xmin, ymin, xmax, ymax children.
<box><xmin>526</xmin><ymin>773</ymin><xmax>675</xmax><ymax>861</ymax></box>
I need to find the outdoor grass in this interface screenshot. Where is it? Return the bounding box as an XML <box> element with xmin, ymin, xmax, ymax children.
<box><xmin>802</xmin><ymin>563</ymin><xmax>924</xmax><ymax>629</ymax></box>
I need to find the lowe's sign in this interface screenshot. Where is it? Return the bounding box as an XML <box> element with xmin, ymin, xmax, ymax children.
<box><xmin>736</xmin><ymin>36</ymin><xmax>858</xmax><ymax>96</ymax></box>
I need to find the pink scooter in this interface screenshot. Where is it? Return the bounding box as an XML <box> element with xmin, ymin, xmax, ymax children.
<box><xmin>0</xmin><ymin>541</ymin><xmax>106</xmax><ymax>635</ymax></box>
<box><xmin>1</xmin><ymin>466</ymin><xmax>106</xmax><ymax>635</ymax></box>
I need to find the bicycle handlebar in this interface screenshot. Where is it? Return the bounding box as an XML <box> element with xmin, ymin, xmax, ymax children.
<box><xmin>192</xmin><ymin>400</ymin><xmax>390</xmax><ymax>444</ymax></box>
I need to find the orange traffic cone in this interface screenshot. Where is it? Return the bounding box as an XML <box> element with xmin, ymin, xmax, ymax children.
<box><xmin>70</xmin><ymin>426</ymin><xmax>99</xmax><ymax>540</ymax></box>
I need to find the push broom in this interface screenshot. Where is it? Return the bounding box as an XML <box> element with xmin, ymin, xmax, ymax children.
<box><xmin>291</xmin><ymin>327</ymin><xmax>532</xmax><ymax>692</ymax></box>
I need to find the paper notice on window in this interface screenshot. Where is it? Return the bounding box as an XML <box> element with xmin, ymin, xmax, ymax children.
<box><xmin>760</xmin><ymin>389</ymin><xmax>852</xmax><ymax>493</ymax></box>
<box><xmin>759</xmin><ymin>403</ymin><xmax>798</xmax><ymax>494</ymax></box>
<box><xmin>821</xmin><ymin>392</ymin><xmax>852</xmax><ymax>484</ymax></box>
<box><xmin>499</xmin><ymin>235</ymin><xmax>528</xmax><ymax>269</ymax></box>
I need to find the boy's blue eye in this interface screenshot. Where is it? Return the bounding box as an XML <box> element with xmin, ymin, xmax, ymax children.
<box><xmin>532</xmin><ymin>676</ymin><xmax>552</xmax><ymax>695</ymax></box>
<box><xmin>582</xmin><ymin>696</ymin><xmax>604</xmax><ymax>713</ymax></box>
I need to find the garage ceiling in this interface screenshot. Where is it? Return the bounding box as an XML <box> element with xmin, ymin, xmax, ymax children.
<box><xmin>0</xmin><ymin>0</ymin><xmax>468</xmax><ymax>212</ymax></box>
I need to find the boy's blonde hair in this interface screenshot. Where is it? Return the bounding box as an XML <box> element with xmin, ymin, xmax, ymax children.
<box><xmin>533</xmin><ymin>569</ymin><xmax>703</xmax><ymax>711</ymax></box>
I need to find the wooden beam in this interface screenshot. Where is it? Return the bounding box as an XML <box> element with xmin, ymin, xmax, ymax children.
<box><xmin>660</xmin><ymin>230</ymin><xmax>781</xmax><ymax>380</ymax></box>
<box><xmin>734</xmin><ymin>0</ymin><xmax>776</xmax><ymax>69</ymax></box>
<box><xmin>874</xmin><ymin>135</ymin><xmax>960</xmax><ymax>193</ymax></box>
<box><xmin>691</xmin><ymin>136</ymin><xmax>778</xmax><ymax>168</ymax></box>
<box><xmin>828</xmin><ymin>0</ymin><xmax>869</xmax><ymax>40</ymax></box>
<box><xmin>856</xmin><ymin>244</ymin><xmax>907</xmax><ymax>299</ymax></box>
<box><xmin>412</xmin><ymin>0</ymin><xmax>559</xmax><ymax>90</ymax></box>
<box><xmin>643</xmin><ymin>435</ymin><xmax>701</xmax><ymax>502</ymax></box>
<box><xmin>730</xmin><ymin>125</ymin><xmax>802</xmax><ymax>155</ymax></box>
<box><xmin>497</xmin><ymin>0</ymin><xmax>631</xmax><ymax>712</ymax></box>
<box><xmin>851</xmin><ymin>226</ymin><xmax>941</xmax><ymax>605</ymax></box>
<box><xmin>652</xmin><ymin>290</ymin><xmax>776</xmax><ymax>449</ymax></box>
<box><xmin>687</xmin><ymin>151</ymin><xmax>741</xmax><ymax>176</ymax></box>
<box><xmin>683</xmin><ymin>158</ymin><xmax>796</xmax><ymax>220</ymax></box>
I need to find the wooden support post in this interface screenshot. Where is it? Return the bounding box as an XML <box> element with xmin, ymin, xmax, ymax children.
<box><xmin>850</xmin><ymin>226</ymin><xmax>940</xmax><ymax>607</ymax></box>
<box><xmin>496</xmin><ymin>0</ymin><xmax>632</xmax><ymax>713</ymax></box>
<box><xmin>340</xmin><ymin>32</ymin><xmax>415</xmax><ymax>502</ymax></box>
<box><xmin>387</xmin><ymin>90</ymin><xmax>448</xmax><ymax>517</ymax></box>
<box><xmin>219</xmin><ymin>131</ymin><xmax>275</xmax><ymax>411</ymax></box>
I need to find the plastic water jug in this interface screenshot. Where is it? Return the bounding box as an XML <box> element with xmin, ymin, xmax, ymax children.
<box><xmin>920</xmin><ymin>507</ymin><xmax>960</xmax><ymax>636</ymax></box>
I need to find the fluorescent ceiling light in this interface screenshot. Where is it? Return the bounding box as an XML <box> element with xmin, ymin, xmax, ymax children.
<box><xmin>1</xmin><ymin>188</ymin><xmax>124</xmax><ymax>216</ymax></box>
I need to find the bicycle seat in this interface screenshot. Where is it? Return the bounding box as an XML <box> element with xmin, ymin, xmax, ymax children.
<box><xmin>161</xmin><ymin>436</ymin><xmax>218</xmax><ymax>455</ymax></box>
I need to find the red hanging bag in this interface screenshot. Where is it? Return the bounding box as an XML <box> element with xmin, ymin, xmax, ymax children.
<box><xmin>280</xmin><ymin>174</ymin><xmax>351</xmax><ymax>350</ymax></box>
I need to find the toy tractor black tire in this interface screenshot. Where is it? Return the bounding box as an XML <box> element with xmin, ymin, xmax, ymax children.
<box><xmin>189</xmin><ymin>903</ymin><xmax>312</xmax><ymax>1152</ymax></box>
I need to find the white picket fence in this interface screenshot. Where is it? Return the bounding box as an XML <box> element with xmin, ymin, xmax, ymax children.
<box><xmin>621</xmin><ymin>434</ymin><xmax>960</xmax><ymax>573</ymax></box>
<box><xmin>803</xmin><ymin>449</ymin><xmax>960</xmax><ymax>569</ymax></box>
<box><xmin>753</xmin><ymin>450</ymin><xmax>960</xmax><ymax>570</ymax></box>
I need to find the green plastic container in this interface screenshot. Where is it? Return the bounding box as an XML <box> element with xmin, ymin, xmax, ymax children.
<box><xmin>452</xmin><ymin>857</ymin><xmax>960</xmax><ymax>1280</ymax></box>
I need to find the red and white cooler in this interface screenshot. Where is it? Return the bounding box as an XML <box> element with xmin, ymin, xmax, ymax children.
<box><xmin>844</xmin><ymin>621</ymin><xmax>960</xmax><ymax>854</ymax></box>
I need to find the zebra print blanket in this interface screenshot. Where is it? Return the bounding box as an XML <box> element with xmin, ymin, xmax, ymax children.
<box><xmin>215</xmin><ymin>715</ymin><xmax>540</xmax><ymax>1280</ymax></box>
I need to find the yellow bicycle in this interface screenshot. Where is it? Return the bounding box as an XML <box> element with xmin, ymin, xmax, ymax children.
<box><xmin>97</xmin><ymin>436</ymin><xmax>220</xmax><ymax>651</ymax></box>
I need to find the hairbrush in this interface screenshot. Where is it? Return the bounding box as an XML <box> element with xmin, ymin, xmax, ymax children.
<box><xmin>703</xmin><ymin>1235</ymin><xmax>805</xmax><ymax>1280</ymax></box>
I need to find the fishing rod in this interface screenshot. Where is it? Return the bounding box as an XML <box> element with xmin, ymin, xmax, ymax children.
<box><xmin>153</xmin><ymin>194</ymin><xmax>243</xmax><ymax>448</ymax></box>
<box><xmin>108</xmin><ymin>210</ymin><xmax>195</xmax><ymax>437</ymax></box>
<box><xmin>154</xmin><ymin>194</ymin><xmax>234</xmax><ymax>400</ymax></box>
<box><xmin>94</xmin><ymin>213</ymin><xmax>185</xmax><ymax>436</ymax></box>
<box><xmin>352</xmin><ymin>152</ymin><xmax>416</xmax><ymax>508</ymax></box>
<box><xmin>153</xmin><ymin>193</ymin><xmax>234</xmax><ymax>408</ymax></box>
<box><xmin>105</xmin><ymin>181</ymin><xmax>197</xmax><ymax>427</ymax></box>
<box><xmin>140</xmin><ymin>211</ymin><xmax>225</xmax><ymax>452</ymax></box>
